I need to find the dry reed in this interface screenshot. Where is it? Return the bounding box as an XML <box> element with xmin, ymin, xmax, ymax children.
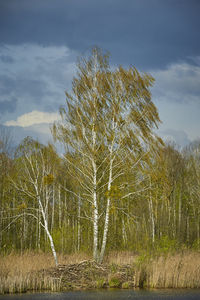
<box><xmin>1</xmin><ymin>250</ymin><xmax>200</xmax><ymax>293</ymax></box>
<box><xmin>135</xmin><ymin>251</ymin><xmax>200</xmax><ymax>288</ymax></box>
<box><xmin>105</xmin><ymin>251</ymin><xmax>138</xmax><ymax>265</ymax></box>
<box><xmin>0</xmin><ymin>251</ymin><xmax>90</xmax><ymax>294</ymax></box>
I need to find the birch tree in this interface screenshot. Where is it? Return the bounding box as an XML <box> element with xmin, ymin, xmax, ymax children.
<box><xmin>12</xmin><ymin>137</ymin><xmax>59</xmax><ymax>265</ymax></box>
<box><xmin>53</xmin><ymin>47</ymin><xmax>162</xmax><ymax>263</ymax></box>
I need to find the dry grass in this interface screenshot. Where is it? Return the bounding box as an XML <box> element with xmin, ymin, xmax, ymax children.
<box><xmin>135</xmin><ymin>251</ymin><xmax>200</xmax><ymax>288</ymax></box>
<box><xmin>0</xmin><ymin>251</ymin><xmax>91</xmax><ymax>294</ymax></box>
<box><xmin>105</xmin><ymin>251</ymin><xmax>138</xmax><ymax>265</ymax></box>
<box><xmin>1</xmin><ymin>250</ymin><xmax>200</xmax><ymax>293</ymax></box>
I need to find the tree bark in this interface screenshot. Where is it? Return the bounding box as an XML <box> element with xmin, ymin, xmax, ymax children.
<box><xmin>99</xmin><ymin>157</ymin><xmax>113</xmax><ymax>263</ymax></box>
<box><xmin>38</xmin><ymin>196</ymin><xmax>58</xmax><ymax>266</ymax></box>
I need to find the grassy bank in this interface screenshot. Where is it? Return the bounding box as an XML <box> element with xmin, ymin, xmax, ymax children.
<box><xmin>135</xmin><ymin>251</ymin><xmax>200</xmax><ymax>288</ymax></box>
<box><xmin>0</xmin><ymin>251</ymin><xmax>200</xmax><ymax>294</ymax></box>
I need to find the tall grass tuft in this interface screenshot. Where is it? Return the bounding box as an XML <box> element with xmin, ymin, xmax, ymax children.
<box><xmin>135</xmin><ymin>251</ymin><xmax>200</xmax><ymax>288</ymax></box>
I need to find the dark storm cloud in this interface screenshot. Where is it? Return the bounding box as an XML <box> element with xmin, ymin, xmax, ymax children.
<box><xmin>0</xmin><ymin>75</ymin><xmax>16</xmax><ymax>95</ymax></box>
<box><xmin>15</xmin><ymin>78</ymin><xmax>49</xmax><ymax>103</ymax></box>
<box><xmin>0</xmin><ymin>44</ymin><xmax>77</xmax><ymax>122</ymax></box>
<box><xmin>0</xmin><ymin>98</ymin><xmax>17</xmax><ymax>114</ymax></box>
<box><xmin>0</xmin><ymin>0</ymin><xmax>200</xmax><ymax>68</ymax></box>
<box><xmin>0</xmin><ymin>74</ymin><xmax>49</xmax><ymax>104</ymax></box>
<box><xmin>0</xmin><ymin>55</ymin><xmax>14</xmax><ymax>63</ymax></box>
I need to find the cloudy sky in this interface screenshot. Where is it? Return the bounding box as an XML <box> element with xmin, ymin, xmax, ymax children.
<box><xmin>0</xmin><ymin>0</ymin><xmax>200</xmax><ymax>147</ymax></box>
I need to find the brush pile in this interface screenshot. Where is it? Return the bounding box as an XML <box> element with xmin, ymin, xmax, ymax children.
<box><xmin>43</xmin><ymin>260</ymin><xmax>135</xmax><ymax>290</ymax></box>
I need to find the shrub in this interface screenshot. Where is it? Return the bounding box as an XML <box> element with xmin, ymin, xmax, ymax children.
<box><xmin>108</xmin><ymin>273</ymin><xmax>121</xmax><ymax>288</ymax></box>
<box><xmin>121</xmin><ymin>281</ymin><xmax>130</xmax><ymax>289</ymax></box>
<box><xmin>95</xmin><ymin>278</ymin><xmax>106</xmax><ymax>288</ymax></box>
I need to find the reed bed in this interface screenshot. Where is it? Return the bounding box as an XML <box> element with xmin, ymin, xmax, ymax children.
<box><xmin>135</xmin><ymin>251</ymin><xmax>200</xmax><ymax>288</ymax></box>
<box><xmin>0</xmin><ymin>251</ymin><xmax>90</xmax><ymax>294</ymax></box>
<box><xmin>106</xmin><ymin>251</ymin><xmax>138</xmax><ymax>265</ymax></box>
<box><xmin>1</xmin><ymin>250</ymin><xmax>200</xmax><ymax>293</ymax></box>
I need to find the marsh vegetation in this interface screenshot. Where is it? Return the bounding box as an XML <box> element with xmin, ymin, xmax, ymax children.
<box><xmin>1</xmin><ymin>251</ymin><xmax>200</xmax><ymax>294</ymax></box>
<box><xmin>1</xmin><ymin>48</ymin><xmax>200</xmax><ymax>294</ymax></box>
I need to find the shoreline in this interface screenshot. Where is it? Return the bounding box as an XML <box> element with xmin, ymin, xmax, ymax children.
<box><xmin>2</xmin><ymin>285</ymin><xmax>200</xmax><ymax>296</ymax></box>
<box><xmin>1</xmin><ymin>251</ymin><xmax>200</xmax><ymax>294</ymax></box>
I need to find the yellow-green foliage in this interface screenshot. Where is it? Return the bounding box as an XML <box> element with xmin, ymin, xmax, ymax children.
<box><xmin>108</xmin><ymin>274</ymin><xmax>122</xmax><ymax>288</ymax></box>
<box><xmin>121</xmin><ymin>281</ymin><xmax>131</xmax><ymax>289</ymax></box>
<box><xmin>192</xmin><ymin>239</ymin><xmax>200</xmax><ymax>250</ymax></box>
<box><xmin>154</xmin><ymin>235</ymin><xmax>177</xmax><ymax>255</ymax></box>
<box><xmin>109</xmin><ymin>263</ymin><xmax>118</xmax><ymax>273</ymax></box>
<box><xmin>95</xmin><ymin>278</ymin><xmax>106</xmax><ymax>288</ymax></box>
<box><xmin>43</xmin><ymin>173</ymin><xmax>54</xmax><ymax>185</ymax></box>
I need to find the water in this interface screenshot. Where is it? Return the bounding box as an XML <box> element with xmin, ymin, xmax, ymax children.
<box><xmin>0</xmin><ymin>289</ymin><xmax>200</xmax><ymax>300</ymax></box>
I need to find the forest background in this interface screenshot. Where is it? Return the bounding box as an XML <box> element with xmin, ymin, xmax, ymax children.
<box><xmin>1</xmin><ymin>48</ymin><xmax>200</xmax><ymax>267</ymax></box>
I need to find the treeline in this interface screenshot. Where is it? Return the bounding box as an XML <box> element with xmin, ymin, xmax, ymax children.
<box><xmin>0</xmin><ymin>48</ymin><xmax>200</xmax><ymax>264</ymax></box>
<box><xmin>1</xmin><ymin>136</ymin><xmax>200</xmax><ymax>255</ymax></box>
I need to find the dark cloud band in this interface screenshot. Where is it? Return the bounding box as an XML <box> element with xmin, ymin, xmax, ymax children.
<box><xmin>0</xmin><ymin>0</ymin><xmax>200</xmax><ymax>69</ymax></box>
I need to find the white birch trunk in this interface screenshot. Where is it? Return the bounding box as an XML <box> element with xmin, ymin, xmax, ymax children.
<box><xmin>186</xmin><ymin>215</ymin><xmax>190</xmax><ymax>244</ymax></box>
<box><xmin>197</xmin><ymin>212</ymin><xmax>200</xmax><ymax>248</ymax></box>
<box><xmin>37</xmin><ymin>195</ymin><xmax>58</xmax><ymax>266</ymax></box>
<box><xmin>58</xmin><ymin>185</ymin><xmax>62</xmax><ymax>229</ymax></box>
<box><xmin>77</xmin><ymin>194</ymin><xmax>81</xmax><ymax>252</ymax></box>
<box><xmin>99</xmin><ymin>115</ymin><xmax>116</xmax><ymax>264</ymax></box>
<box><xmin>178</xmin><ymin>191</ymin><xmax>182</xmax><ymax>237</ymax></box>
<box><xmin>148</xmin><ymin>198</ymin><xmax>155</xmax><ymax>243</ymax></box>
<box><xmin>51</xmin><ymin>185</ymin><xmax>55</xmax><ymax>233</ymax></box>
<box><xmin>37</xmin><ymin>209</ymin><xmax>41</xmax><ymax>249</ymax></box>
<box><xmin>99</xmin><ymin>157</ymin><xmax>113</xmax><ymax>263</ymax></box>
<box><xmin>122</xmin><ymin>217</ymin><xmax>127</xmax><ymax>246</ymax></box>
<box><xmin>91</xmin><ymin>118</ymin><xmax>99</xmax><ymax>262</ymax></box>
<box><xmin>92</xmin><ymin>158</ymin><xmax>99</xmax><ymax>261</ymax></box>
<box><xmin>148</xmin><ymin>179</ymin><xmax>155</xmax><ymax>244</ymax></box>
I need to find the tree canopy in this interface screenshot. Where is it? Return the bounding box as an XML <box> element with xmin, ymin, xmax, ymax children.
<box><xmin>1</xmin><ymin>48</ymin><xmax>200</xmax><ymax>265</ymax></box>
